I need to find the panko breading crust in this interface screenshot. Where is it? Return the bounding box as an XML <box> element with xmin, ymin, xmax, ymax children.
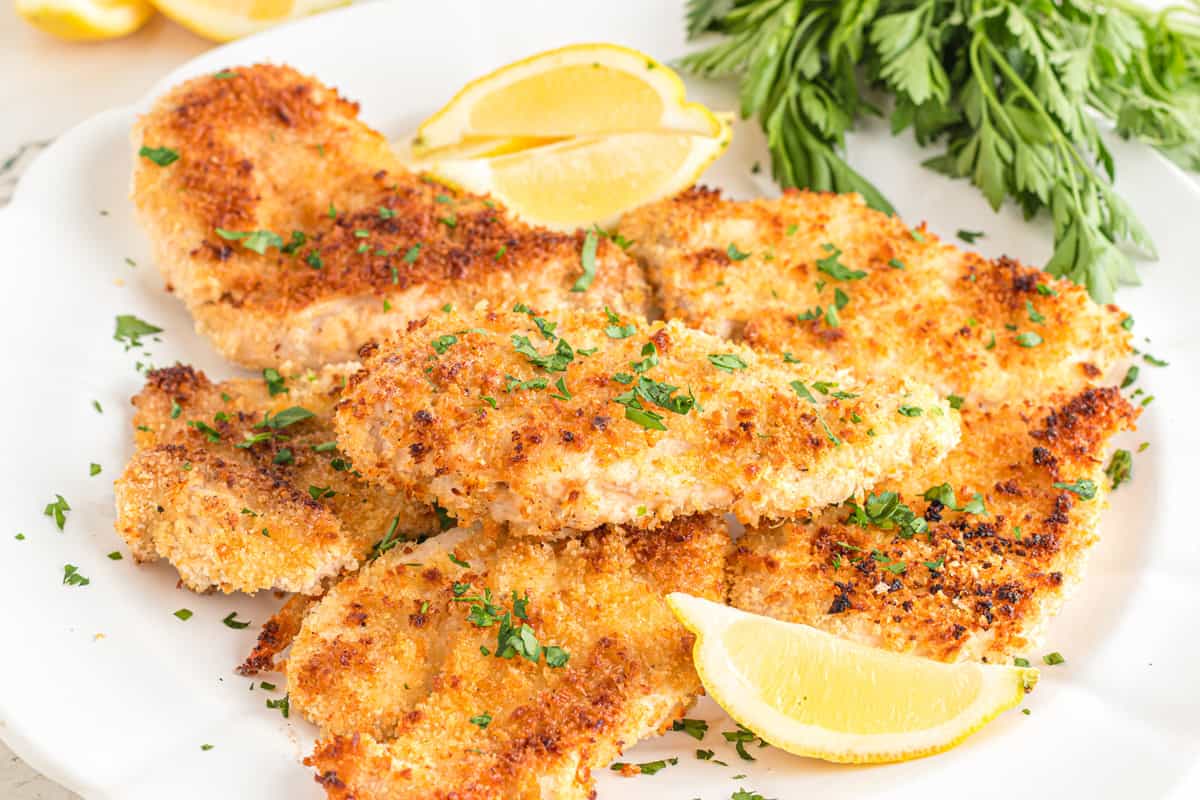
<box><xmin>114</xmin><ymin>363</ymin><xmax>435</xmax><ymax>594</ymax></box>
<box><xmin>131</xmin><ymin>64</ymin><xmax>650</xmax><ymax>369</ymax></box>
<box><xmin>334</xmin><ymin>305</ymin><xmax>961</xmax><ymax>537</ymax></box>
<box><xmin>730</xmin><ymin>387</ymin><xmax>1137</xmax><ymax>663</ymax></box>
<box><xmin>619</xmin><ymin>187</ymin><xmax>1130</xmax><ymax>403</ymax></box>
<box><xmin>293</xmin><ymin>515</ymin><xmax>730</xmax><ymax>800</ymax></box>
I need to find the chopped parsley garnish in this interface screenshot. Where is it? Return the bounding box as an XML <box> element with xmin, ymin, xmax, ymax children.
<box><xmin>107</xmin><ymin>551</ymin><xmax>123</xmax><ymax>560</ymax></box>
<box><xmin>505</xmin><ymin>374</ymin><xmax>549</xmax><ymax>392</ymax></box>
<box><xmin>265</xmin><ymin>694</ymin><xmax>290</xmax><ymax>718</ymax></box>
<box><xmin>629</xmin><ymin>341</ymin><xmax>659</xmax><ymax>373</ymax></box>
<box><xmin>371</xmin><ymin>515</ymin><xmax>404</xmax><ymax>560</ymax></box>
<box><xmin>307</xmin><ymin>485</ymin><xmax>336</xmax><ymax>501</ymax></box>
<box><xmin>816</xmin><ymin>244</ymin><xmax>866</xmax><ymax>281</ymax></box>
<box><xmin>947</xmin><ymin>394</ymin><xmax>964</xmax><ymax>410</ymax></box>
<box><xmin>1014</xmin><ymin>657</ymin><xmax>1031</xmax><ymax>667</ymax></box>
<box><xmin>1121</xmin><ymin>365</ymin><xmax>1139</xmax><ymax>388</ymax></box>
<box><xmin>263</xmin><ymin>368</ymin><xmax>288</xmax><ymax>396</ymax></box>
<box><xmin>671</xmin><ymin>718</ymin><xmax>709</xmax><ymax>740</ymax></box>
<box><xmin>215</xmin><ymin>228</ymin><xmax>284</xmax><ymax>255</ymax></box>
<box><xmin>727</xmin><ymin>243</ymin><xmax>751</xmax><ymax>261</ymax></box>
<box><xmin>571</xmin><ymin>230</ymin><xmax>599</xmax><ymax>292</ymax></box>
<box><xmin>707</xmin><ymin>353</ymin><xmax>748</xmax><ymax>372</ymax></box>
<box><xmin>544</xmin><ymin>645</ymin><xmax>570</xmax><ymax>667</ymax></box>
<box><xmin>549</xmin><ymin>377</ymin><xmax>572</xmax><ymax>401</ymax></box>
<box><xmin>174</xmin><ymin>608</ymin><xmax>193</xmax><ymax>621</ymax></box>
<box><xmin>200</xmin><ymin>744</ymin><xmax>214</xmax><ymax>751</ymax></box>
<box><xmin>591</xmin><ymin>223</ymin><xmax>634</xmax><ymax>250</ymax></box>
<box><xmin>1143</xmin><ymin>353</ymin><xmax>1169</xmax><ymax>367</ymax></box>
<box><xmin>695</xmin><ymin>749</ymin><xmax>727</xmax><ymax>765</ymax></box>
<box><xmin>923</xmin><ymin>557</ymin><xmax>944</xmax><ymax>572</ymax></box>
<box><xmin>378</xmin><ymin>206</ymin><xmax>395</xmax><ymax>219</ymax></box>
<box><xmin>811</xmin><ymin>381</ymin><xmax>857</xmax><ymax>399</ymax></box>
<box><xmin>62</xmin><ymin>564</ymin><xmax>89</xmax><ymax>587</ymax></box>
<box><xmin>1105</xmin><ymin>449</ymin><xmax>1132</xmax><ymax>490</ymax></box>
<box><xmin>305</xmin><ymin>250</ymin><xmax>323</xmax><ymax>269</ymax></box>
<box><xmin>610</xmin><ymin>758</ymin><xmax>678</xmax><ymax>775</ymax></box>
<box><xmin>92</xmin><ymin>400</ymin><xmax>103</xmax><ymax>413</ymax></box>
<box><xmin>44</xmin><ymin>494</ymin><xmax>70</xmax><ymax>530</ymax></box>
<box><xmin>1025</xmin><ymin>300</ymin><xmax>1046</xmax><ymax>324</ymax></box>
<box><xmin>722</xmin><ymin>725</ymin><xmax>768</xmax><ymax>761</ymax></box>
<box><xmin>89</xmin><ymin>463</ymin><xmax>102</xmax><ymax>476</ymax></box>
<box><xmin>957</xmin><ymin>229</ymin><xmax>984</xmax><ymax>244</ymax></box>
<box><xmin>280</xmin><ymin>230</ymin><xmax>307</xmax><ymax>255</ymax></box>
<box><xmin>604</xmin><ymin>306</ymin><xmax>635</xmax><ymax>338</ymax></box>
<box><xmin>431</xmin><ymin>334</ymin><xmax>458</xmax><ymax>354</ymax></box>
<box><xmin>187</xmin><ymin>420</ymin><xmax>221</xmax><ymax>443</ymax></box>
<box><xmin>847</xmin><ymin>491</ymin><xmax>928</xmax><ymax>539</ymax></box>
<box><xmin>469</xmin><ymin>712</ymin><xmax>492</xmax><ymax>729</ymax></box>
<box><xmin>114</xmin><ymin>315</ymin><xmax>162</xmax><ymax>350</ymax></box>
<box><xmin>888</xmin><ymin>258</ymin><xmax>906</xmax><ymax>270</ymax></box>
<box><xmin>257</xmin><ymin>406</ymin><xmax>314</xmax><ymax>430</ymax></box>
<box><xmin>732</xmin><ymin>790</ymin><xmax>772</xmax><ymax>800</ymax></box>
<box><xmin>1053</xmin><ymin>479</ymin><xmax>1097</xmax><ymax>500</ymax></box>
<box><xmin>513</xmin><ymin>334</ymin><xmax>574</xmax><ymax>372</ymax></box>
<box><xmin>922</xmin><ymin>483</ymin><xmax>987</xmax><ymax>514</ymax></box>
<box><xmin>1043</xmin><ymin>652</ymin><xmax>1066</xmax><ymax>666</ymax></box>
<box><xmin>449</xmin><ymin>553</ymin><xmax>471</xmax><ymax>569</ymax></box>
<box><xmin>214</xmin><ymin>69</ymin><xmax>238</xmax><ymax>79</ymax></box>
<box><xmin>897</xmin><ymin>404</ymin><xmax>923</xmax><ymax>417</ymax></box>
<box><xmin>138</xmin><ymin>145</ymin><xmax>179</xmax><ymax>167</ymax></box>
<box><xmin>1015</xmin><ymin>331</ymin><xmax>1043</xmax><ymax>347</ymax></box>
<box><xmin>222</xmin><ymin>612</ymin><xmax>251</xmax><ymax>629</ymax></box>
<box><xmin>790</xmin><ymin>380</ymin><xmax>816</xmax><ymax>402</ymax></box>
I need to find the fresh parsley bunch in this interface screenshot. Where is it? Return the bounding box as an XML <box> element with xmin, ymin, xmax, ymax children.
<box><xmin>683</xmin><ymin>0</ymin><xmax>1200</xmax><ymax>302</ymax></box>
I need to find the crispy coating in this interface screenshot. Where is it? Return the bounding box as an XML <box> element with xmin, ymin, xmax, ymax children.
<box><xmin>239</xmin><ymin>592</ymin><xmax>320</xmax><ymax>675</ymax></box>
<box><xmin>114</xmin><ymin>363</ymin><xmax>435</xmax><ymax>594</ymax></box>
<box><xmin>619</xmin><ymin>188</ymin><xmax>1130</xmax><ymax>403</ymax></box>
<box><xmin>334</xmin><ymin>305</ymin><xmax>961</xmax><ymax>537</ymax></box>
<box><xmin>730</xmin><ymin>387</ymin><xmax>1138</xmax><ymax>662</ymax></box>
<box><xmin>293</xmin><ymin>516</ymin><xmax>730</xmax><ymax>800</ymax></box>
<box><xmin>131</xmin><ymin>64</ymin><xmax>650</xmax><ymax>368</ymax></box>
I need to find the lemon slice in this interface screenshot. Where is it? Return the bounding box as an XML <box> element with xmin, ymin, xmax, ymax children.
<box><xmin>668</xmin><ymin>593</ymin><xmax>1038</xmax><ymax>764</ymax></box>
<box><xmin>148</xmin><ymin>0</ymin><xmax>349</xmax><ymax>42</ymax></box>
<box><xmin>416</xmin><ymin>43</ymin><xmax>721</xmax><ymax>151</ymax></box>
<box><xmin>423</xmin><ymin>121</ymin><xmax>731</xmax><ymax>230</ymax></box>
<box><xmin>15</xmin><ymin>0</ymin><xmax>154</xmax><ymax>40</ymax></box>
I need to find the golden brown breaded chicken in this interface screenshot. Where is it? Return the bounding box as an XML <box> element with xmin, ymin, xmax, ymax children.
<box><xmin>730</xmin><ymin>387</ymin><xmax>1137</xmax><ymax>663</ymax></box>
<box><xmin>334</xmin><ymin>305</ymin><xmax>961</xmax><ymax>538</ymax></box>
<box><xmin>131</xmin><ymin>64</ymin><xmax>650</xmax><ymax>369</ymax></box>
<box><xmin>114</xmin><ymin>363</ymin><xmax>436</xmax><ymax>594</ymax></box>
<box><xmin>291</xmin><ymin>515</ymin><xmax>729</xmax><ymax>800</ymax></box>
<box><xmin>619</xmin><ymin>188</ymin><xmax>1130</xmax><ymax>403</ymax></box>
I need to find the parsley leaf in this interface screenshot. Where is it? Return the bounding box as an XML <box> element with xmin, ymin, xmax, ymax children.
<box><xmin>1053</xmin><ymin>478</ymin><xmax>1098</xmax><ymax>500</ymax></box>
<box><xmin>708</xmin><ymin>353</ymin><xmax>749</xmax><ymax>372</ymax></box>
<box><xmin>571</xmin><ymin>230</ymin><xmax>599</xmax><ymax>292</ymax></box>
<box><xmin>113</xmin><ymin>315</ymin><xmax>162</xmax><ymax>350</ymax></box>
<box><xmin>138</xmin><ymin>145</ymin><xmax>179</xmax><ymax>167</ymax></box>
<box><xmin>43</xmin><ymin>494</ymin><xmax>70</xmax><ymax>530</ymax></box>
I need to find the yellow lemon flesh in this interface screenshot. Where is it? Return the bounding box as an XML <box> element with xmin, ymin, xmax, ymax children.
<box><xmin>416</xmin><ymin>43</ymin><xmax>721</xmax><ymax>152</ymax></box>
<box><xmin>148</xmin><ymin>0</ymin><xmax>349</xmax><ymax>42</ymax></box>
<box><xmin>16</xmin><ymin>0</ymin><xmax>154</xmax><ymax>41</ymax></box>
<box><xmin>668</xmin><ymin>593</ymin><xmax>1038</xmax><ymax>764</ymax></box>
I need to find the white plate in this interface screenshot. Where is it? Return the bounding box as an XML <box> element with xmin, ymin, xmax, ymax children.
<box><xmin>2</xmin><ymin>2</ymin><xmax>1199</xmax><ymax>798</ymax></box>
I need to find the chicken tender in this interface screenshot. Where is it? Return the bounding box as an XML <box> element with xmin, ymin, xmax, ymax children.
<box><xmin>730</xmin><ymin>387</ymin><xmax>1137</xmax><ymax>662</ymax></box>
<box><xmin>291</xmin><ymin>515</ymin><xmax>729</xmax><ymax>800</ymax></box>
<box><xmin>114</xmin><ymin>363</ymin><xmax>436</xmax><ymax>594</ymax></box>
<box><xmin>619</xmin><ymin>188</ymin><xmax>1130</xmax><ymax>403</ymax></box>
<box><xmin>131</xmin><ymin>64</ymin><xmax>650</xmax><ymax>369</ymax></box>
<box><xmin>334</xmin><ymin>305</ymin><xmax>961</xmax><ymax>538</ymax></box>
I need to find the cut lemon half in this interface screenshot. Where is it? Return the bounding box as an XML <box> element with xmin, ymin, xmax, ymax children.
<box><xmin>668</xmin><ymin>594</ymin><xmax>1037</xmax><ymax>764</ymax></box>
<box><xmin>422</xmin><ymin>119</ymin><xmax>731</xmax><ymax>230</ymax></box>
<box><xmin>415</xmin><ymin>43</ymin><xmax>721</xmax><ymax>151</ymax></box>
<box><xmin>148</xmin><ymin>0</ymin><xmax>348</xmax><ymax>42</ymax></box>
<box><xmin>15</xmin><ymin>0</ymin><xmax>154</xmax><ymax>40</ymax></box>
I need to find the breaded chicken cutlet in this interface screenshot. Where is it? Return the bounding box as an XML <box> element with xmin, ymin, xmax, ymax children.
<box><xmin>131</xmin><ymin>64</ymin><xmax>650</xmax><ymax>369</ymax></box>
<box><xmin>114</xmin><ymin>364</ymin><xmax>436</xmax><ymax>594</ymax></box>
<box><xmin>619</xmin><ymin>188</ymin><xmax>1130</xmax><ymax>403</ymax></box>
<box><xmin>289</xmin><ymin>516</ymin><xmax>729</xmax><ymax>800</ymax></box>
<box><xmin>730</xmin><ymin>387</ymin><xmax>1137</xmax><ymax>662</ymax></box>
<box><xmin>620</xmin><ymin>188</ymin><xmax>1138</xmax><ymax>661</ymax></box>
<box><xmin>334</xmin><ymin>304</ymin><xmax>961</xmax><ymax>538</ymax></box>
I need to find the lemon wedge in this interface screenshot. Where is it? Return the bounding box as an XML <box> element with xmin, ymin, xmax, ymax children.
<box><xmin>148</xmin><ymin>0</ymin><xmax>348</xmax><ymax>42</ymax></box>
<box><xmin>422</xmin><ymin>120</ymin><xmax>731</xmax><ymax>230</ymax></box>
<box><xmin>15</xmin><ymin>0</ymin><xmax>154</xmax><ymax>41</ymax></box>
<box><xmin>668</xmin><ymin>593</ymin><xmax>1037</xmax><ymax>764</ymax></box>
<box><xmin>415</xmin><ymin>43</ymin><xmax>722</xmax><ymax>152</ymax></box>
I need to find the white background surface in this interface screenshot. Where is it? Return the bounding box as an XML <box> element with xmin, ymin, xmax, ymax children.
<box><xmin>1</xmin><ymin>1</ymin><xmax>1198</xmax><ymax>798</ymax></box>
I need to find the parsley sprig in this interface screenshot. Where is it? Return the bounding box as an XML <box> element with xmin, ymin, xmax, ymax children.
<box><xmin>683</xmin><ymin>0</ymin><xmax>1200</xmax><ymax>302</ymax></box>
